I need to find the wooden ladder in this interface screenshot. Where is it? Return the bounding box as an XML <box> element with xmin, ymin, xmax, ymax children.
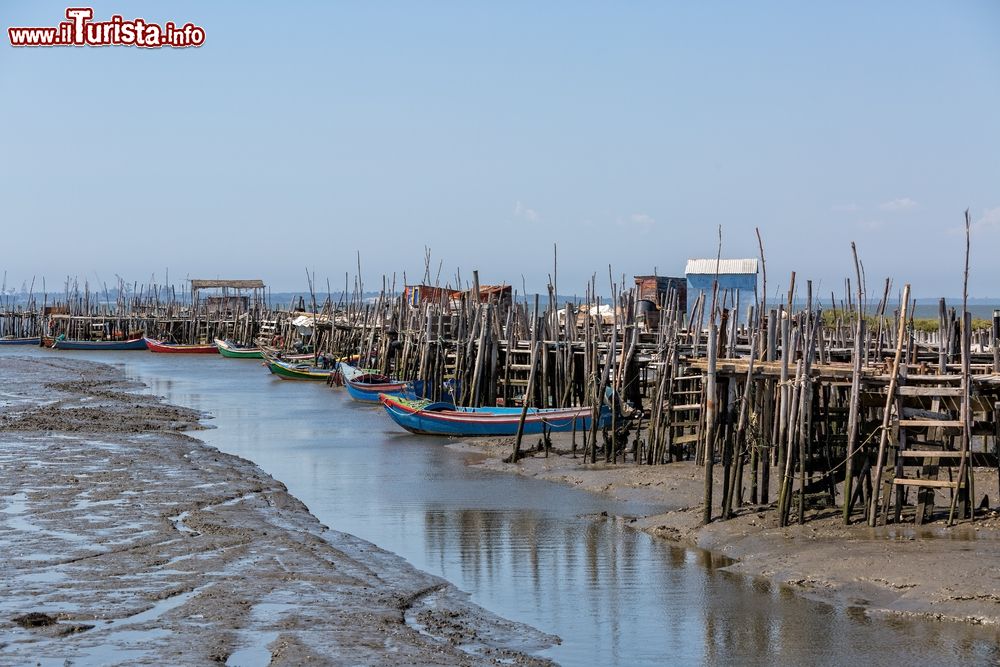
<box><xmin>196</xmin><ymin>320</ymin><xmax>211</xmax><ymax>344</ymax></box>
<box><xmin>889</xmin><ymin>374</ymin><xmax>970</xmax><ymax>524</ymax></box>
<box><xmin>668</xmin><ymin>373</ymin><xmax>702</xmax><ymax>460</ymax></box>
<box><xmin>497</xmin><ymin>345</ymin><xmax>533</xmax><ymax>405</ymax></box>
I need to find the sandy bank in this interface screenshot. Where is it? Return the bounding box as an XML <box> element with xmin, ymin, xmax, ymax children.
<box><xmin>0</xmin><ymin>357</ymin><xmax>555</xmax><ymax>665</ymax></box>
<box><xmin>451</xmin><ymin>434</ymin><xmax>1000</xmax><ymax>628</ymax></box>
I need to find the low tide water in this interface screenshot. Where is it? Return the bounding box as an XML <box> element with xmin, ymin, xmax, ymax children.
<box><xmin>5</xmin><ymin>348</ymin><xmax>1000</xmax><ymax>666</ymax></box>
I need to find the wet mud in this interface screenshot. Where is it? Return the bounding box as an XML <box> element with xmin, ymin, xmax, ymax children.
<box><xmin>0</xmin><ymin>357</ymin><xmax>556</xmax><ymax>665</ymax></box>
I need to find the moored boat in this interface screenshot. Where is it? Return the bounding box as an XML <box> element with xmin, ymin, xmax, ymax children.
<box><xmin>379</xmin><ymin>394</ymin><xmax>610</xmax><ymax>437</ymax></box>
<box><xmin>265</xmin><ymin>358</ymin><xmax>338</xmax><ymax>381</ymax></box>
<box><xmin>332</xmin><ymin>360</ymin><xmax>369</xmax><ymax>384</ymax></box>
<box><xmin>339</xmin><ymin>363</ymin><xmax>425</xmax><ymax>402</ymax></box>
<box><xmin>214</xmin><ymin>338</ymin><xmax>263</xmax><ymax>359</ymax></box>
<box><xmin>0</xmin><ymin>336</ymin><xmax>41</xmax><ymax>346</ymax></box>
<box><xmin>257</xmin><ymin>343</ymin><xmax>317</xmax><ymax>362</ymax></box>
<box><xmin>144</xmin><ymin>338</ymin><xmax>218</xmax><ymax>354</ymax></box>
<box><xmin>52</xmin><ymin>337</ymin><xmax>147</xmax><ymax>351</ymax></box>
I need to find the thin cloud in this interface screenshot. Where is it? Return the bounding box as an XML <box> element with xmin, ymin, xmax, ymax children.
<box><xmin>857</xmin><ymin>219</ymin><xmax>886</xmax><ymax>230</ymax></box>
<box><xmin>513</xmin><ymin>201</ymin><xmax>540</xmax><ymax>222</ymax></box>
<box><xmin>973</xmin><ymin>206</ymin><xmax>1000</xmax><ymax>232</ymax></box>
<box><xmin>944</xmin><ymin>207</ymin><xmax>1000</xmax><ymax>235</ymax></box>
<box><xmin>878</xmin><ymin>197</ymin><xmax>917</xmax><ymax>211</ymax></box>
<box><xmin>831</xmin><ymin>203</ymin><xmax>859</xmax><ymax>213</ymax></box>
<box><xmin>630</xmin><ymin>213</ymin><xmax>655</xmax><ymax>227</ymax></box>
<box><xmin>944</xmin><ymin>208</ymin><xmax>997</xmax><ymax>236</ymax></box>
<box><xmin>616</xmin><ymin>212</ymin><xmax>656</xmax><ymax>231</ymax></box>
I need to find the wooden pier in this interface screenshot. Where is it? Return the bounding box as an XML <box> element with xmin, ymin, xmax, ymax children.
<box><xmin>3</xmin><ymin>245</ymin><xmax>999</xmax><ymax>529</ymax></box>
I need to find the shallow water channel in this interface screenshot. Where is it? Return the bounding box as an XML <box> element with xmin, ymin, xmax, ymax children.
<box><xmin>12</xmin><ymin>348</ymin><xmax>1000</xmax><ymax>666</ymax></box>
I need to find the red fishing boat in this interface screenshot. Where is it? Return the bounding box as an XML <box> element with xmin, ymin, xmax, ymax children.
<box><xmin>143</xmin><ymin>338</ymin><xmax>219</xmax><ymax>354</ymax></box>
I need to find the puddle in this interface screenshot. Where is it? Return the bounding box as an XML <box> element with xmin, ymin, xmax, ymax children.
<box><xmin>225</xmin><ymin>601</ymin><xmax>295</xmax><ymax>667</ymax></box>
<box><xmin>2</xmin><ymin>492</ymin><xmax>91</xmax><ymax>547</ymax></box>
<box><xmin>19</xmin><ymin>568</ymin><xmax>68</xmax><ymax>585</ymax></box>
<box><xmin>227</xmin><ymin>630</ymin><xmax>279</xmax><ymax>667</ymax></box>
<box><xmin>880</xmin><ymin>525</ymin><xmax>989</xmax><ymax>541</ymax></box>
<box><xmin>47</xmin><ymin>629</ymin><xmax>172</xmax><ymax>665</ymax></box>
<box><xmin>97</xmin><ymin>586</ymin><xmax>205</xmax><ymax>632</ymax></box>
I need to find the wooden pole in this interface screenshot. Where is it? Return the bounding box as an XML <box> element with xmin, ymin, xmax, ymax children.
<box><xmin>703</xmin><ymin>320</ymin><xmax>718</xmax><ymax>525</ymax></box>
<box><xmin>992</xmin><ymin>309</ymin><xmax>999</xmax><ymax>373</ymax></box>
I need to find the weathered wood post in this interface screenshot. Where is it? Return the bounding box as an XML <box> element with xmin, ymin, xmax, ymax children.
<box><xmin>843</xmin><ymin>317</ymin><xmax>865</xmax><ymax>523</ymax></box>
<box><xmin>725</xmin><ymin>331</ymin><xmax>757</xmax><ymax>519</ymax></box>
<box><xmin>938</xmin><ymin>298</ymin><xmax>948</xmax><ymax>374</ymax></box>
<box><xmin>703</xmin><ymin>320</ymin><xmax>718</xmax><ymax>525</ymax></box>
<box><xmin>992</xmin><ymin>309</ymin><xmax>999</xmax><ymax>373</ymax></box>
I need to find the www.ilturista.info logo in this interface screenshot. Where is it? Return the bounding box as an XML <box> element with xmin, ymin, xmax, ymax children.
<box><xmin>8</xmin><ymin>8</ymin><xmax>205</xmax><ymax>48</ymax></box>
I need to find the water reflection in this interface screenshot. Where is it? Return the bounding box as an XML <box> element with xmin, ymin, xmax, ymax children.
<box><xmin>6</xmin><ymin>348</ymin><xmax>1000</xmax><ymax>666</ymax></box>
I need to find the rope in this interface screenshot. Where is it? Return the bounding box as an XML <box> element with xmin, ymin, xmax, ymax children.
<box><xmin>798</xmin><ymin>425</ymin><xmax>887</xmax><ymax>484</ymax></box>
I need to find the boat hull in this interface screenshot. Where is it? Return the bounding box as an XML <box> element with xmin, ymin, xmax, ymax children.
<box><xmin>144</xmin><ymin>338</ymin><xmax>218</xmax><ymax>354</ymax></box>
<box><xmin>0</xmin><ymin>337</ymin><xmax>41</xmax><ymax>346</ymax></box>
<box><xmin>52</xmin><ymin>337</ymin><xmax>147</xmax><ymax>351</ymax></box>
<box><xmin>345</xmin><ymin>377</ymin><xmax>423</xmax><ymax>403</ymax></box>
<box><xmin>380</xmin><ymin>394</ymin><xmax>609</xmax><ymax>437</ymax></box>
<box><xmin>266</xmin><ymin>359</ymin><xmax>336</xmax><ymax>381</ymax></box>
<box><xmin>215</xmin><ymin>339</ymin><xmax>262</xmax><ymax>359</ymax></box>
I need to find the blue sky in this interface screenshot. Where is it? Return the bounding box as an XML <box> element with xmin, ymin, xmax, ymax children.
<box><xmin>1</xmin><ymin>1</ymin><xmax>998</xmax><ymax>297</ymax></box>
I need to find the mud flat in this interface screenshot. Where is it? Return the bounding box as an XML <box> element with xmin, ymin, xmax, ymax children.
<box><xmin>0</xmin><ymin>356</ymin><xmax>555</xmax><ymax>666</ymax></box>
<box><xmin>453</xmin><ymin>435</ymin><xmax>1000</xmax><ymax>628</ymax></box>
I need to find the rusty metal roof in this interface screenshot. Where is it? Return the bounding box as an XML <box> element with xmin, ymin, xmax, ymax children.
<box><xmin>190</xmin><ymin>280</ymin><xmax>265</xmax><ymax>290</ymax></box>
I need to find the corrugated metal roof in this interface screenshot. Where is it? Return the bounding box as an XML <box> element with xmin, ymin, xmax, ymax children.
<box><xmin>684</xmin><ymin>258</ymin><xmax>759</xmax><ymax>275</ymax></box>
<box><xmin>191</xmin><ymin>279</ymin><xmax>265</xmax><ymax>289</ymax></box>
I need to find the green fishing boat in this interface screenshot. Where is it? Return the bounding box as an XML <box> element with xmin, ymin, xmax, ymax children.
<box><xmin>265</xmin><ymin>357</ymin><xmax>337</xmax><ymax>381</ymax></box>
<box><xmin>215</xmin><ymin>338</ymin><xmax>263</xmax><ymax>359</ymax></box>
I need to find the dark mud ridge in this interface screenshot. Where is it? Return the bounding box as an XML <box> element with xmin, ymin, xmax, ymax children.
<box><xmin>0</xmin><ymin>356</ymin><xmax>556</xmax><ymax>666</ymax></box>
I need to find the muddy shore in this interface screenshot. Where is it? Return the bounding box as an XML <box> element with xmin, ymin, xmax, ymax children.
<box><xmin>451</xmin><ymin>434</ymin><xmax>1000</xmax><ymax>628</ymax></box>
<box><xmin>0</xmin><ymin>356</ymin><xmax>555</xmax><ymax>666</ymax></box>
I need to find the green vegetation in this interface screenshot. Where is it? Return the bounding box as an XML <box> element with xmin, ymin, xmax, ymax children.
<box><xmin>817</xmin><ymin>308</ymin><xmax>991</xmax><ymax>333</ymax></box>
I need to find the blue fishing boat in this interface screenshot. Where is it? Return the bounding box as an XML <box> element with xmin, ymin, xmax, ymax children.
<box><xmin>0</xmin><ymin>337</ymin><xmax>41</xmax><ymax>346</ymax></box>
<box><xmin>51</xmin><ymin>337</ymin><xmax>148</xmax><ymax>351</ymax></box>
<box><xmin>379</xmin><ymin>394</ymin><xmax>610</xmax><ymax>437</ymax></box>
<box><xmin>339</xmin><ymin>363</ymin><xmax>426</xmax><ymax>403</ymax></box>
